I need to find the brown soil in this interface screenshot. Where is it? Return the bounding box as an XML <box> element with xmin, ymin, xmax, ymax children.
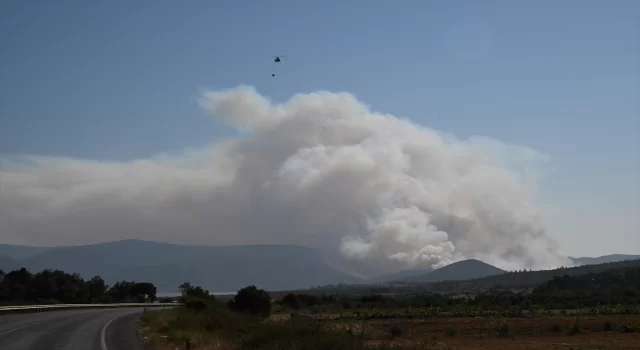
<box><xmin>146</xmin><ymin>312</ymin><xmax>640</xmax><ymax>349</ymax></box>
<box><xmin>352</xmin><ymin>315</ymin><xmax>640</xmax><ymax>349</ymax></box>
<box><xmin>368</xmin><ymin>333</ymin><xmax>640</xmax><ymax>349</ymax></box>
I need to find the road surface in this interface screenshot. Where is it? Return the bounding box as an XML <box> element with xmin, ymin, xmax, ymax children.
<box><xmin>0</xmin><ymin>308</ymin><xmax>147</xmax><ymax>350</ymax></box>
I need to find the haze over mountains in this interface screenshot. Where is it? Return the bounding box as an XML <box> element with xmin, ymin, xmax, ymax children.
<box><xmin>0</xmin><ymin>240</ymin><xmax>358</xmax><ymax>292</ymax></box>
<box><xmin>0</xmin><ymin>244</ymin><xmax>49</xmax><ymax>260</ymax></box>
<box><xmin>1</xmin><ymin>239</ymin><xmax>638</xmax><ymax>292</ymax></box>
<box><xmin>0</xmin><ymin>255</ymin><xmax>18</xmax><ymax>272</ymax></box>
<box><xmin>569</xmin><ymin>255</ymin><xmax>640</xmax><ymax>266</ymax></box>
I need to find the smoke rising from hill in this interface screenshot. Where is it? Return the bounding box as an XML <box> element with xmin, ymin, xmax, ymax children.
<box><xmin>0</xmin><ymin>86</ymin><xmax>569</xmax><ymax>276</ymax></box>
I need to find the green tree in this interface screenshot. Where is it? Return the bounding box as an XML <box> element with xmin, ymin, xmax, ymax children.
<box><xmin>178</xmin><ymin>282</ymin><xmax>192</xmax><ymax>296</ymax></box>
<box><xmin>0</xmin><ymin>267</ymin><xmax>159</xmax><ymax>305</ymax></box>
<box><xmin>281</xmin><ymin>293</ymin><xmax>300</xmax><ymax>309</ymax></box>
<box><xmin>228</xmin><ymin>285</ymin><xmax>271</xmax><ymax>317</ymax></box>
<box><xmin>179</xmin><ymin>281</ymin><xmax>212</xmax><ymax>298</ymax></box>
<box><xmin>108</xmin><ymin>281</ymin><xmax>136</xmax><ymax>302</ymax></box>
<box><xmin>87</xmin><ymin>276</ymin><xmax>108</xmax><ymax>302</ymax></box>
<box><xmin>131</xmin><ymin>282</ymin><xmax>157</xmax><ymax>303</ymax></box>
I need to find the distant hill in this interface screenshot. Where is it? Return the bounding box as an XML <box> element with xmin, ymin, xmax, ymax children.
<box><xmin>409</xmin><ymin>259</ymin><xmax>506</xmax><ymax>283</ymax></box>
<box><xmin>367</xmin><ymin>253</ymin><xmax>640</xmax><ymax>285</ymax></box>
<box><xmin>7</xmin><ymin>239</ymin><xmax>360</xmax><ymax>292</ymax></box>
<box><xmin>429</xmin><ymin>258</ymin><xmax>640</xmax><ymax>292</ymax></box>
<box><xmin>3</xmin><ymin>239</ymin><xmax>638</xmax><ymax>293</ymax></box>
<box><xmin>367</xmin><ymin>268</ymin><xmax>433</xmax><ymax>284</ymax></box>
<box><xmin>0</xmin><ymin>255</ymin><xmax>20</xmax><ymax>272</ymax></box>
<box><xmin>0</xmin><ymin>244</ymin><xmax>51</xmax><ymax>260</ymax></box>
<box><xmin>570</xmin><ymin>254</ymin><xmax>640</xmax><ymax>266</ymax></box>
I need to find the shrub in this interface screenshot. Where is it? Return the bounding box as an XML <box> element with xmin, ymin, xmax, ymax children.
<box><xmin>389</xmin><ymin>325</ymin><xmax>403</xmax><ymax>338</ymax></box>
<box><xmin>568</xmin><ymin>318</ymin><xmax>583</xmax><ymax>335</ymax></box>
<box><xmin>184</xmin><ymin>298</ymin><xmax>208</xmax><ymax>313</ymax></box>
<box><xmin>620</xmin><ymin>324</ymin><xmax>637</xmax><ymax>333</ymax></box>
<box><xmin>281</xmin><ymin>293</ymin><xmax>300</xmax><ymax>309</ymax></box>
<box><xmin>603</xmin><ymin>320</ymin><xmax>614</xmax><ymax>331</ymax></box>
<box><xmin>228</xmin><ymin>285</ymin><xmax>272</xmax><ymax>318</ymax></box>
<box><xmin>497</xmin><ymin>321</ymin><xmax>516</xmax><ymax>337</ymax></box>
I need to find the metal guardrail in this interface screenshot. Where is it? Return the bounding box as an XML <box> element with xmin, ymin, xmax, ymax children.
<box><xmin>0</xmin><ymin>303</ymin><xmax>178</xmax><ymax>315</ymax></box>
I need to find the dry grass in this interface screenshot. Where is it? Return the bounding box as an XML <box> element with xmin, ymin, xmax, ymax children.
<box><xmin>139</xmin><ymin>306</ymin><xmax>370</xmax><ymax>349</ymax></box>
<box><xmin>358</xmin><ymin>315</ymin><xmax>640</xmax><ymax>349</ymax></box>
<box><xmin>139</xmin><ymin>307</ymin><xmax>640</xmax><ymax>350</ymax></box>
<box><xmin>267</xmin><ymin>313</ymin><xmax>640</xmax><ymax>349</ymax></box>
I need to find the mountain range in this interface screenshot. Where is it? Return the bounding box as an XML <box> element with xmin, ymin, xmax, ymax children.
<box><xmin>0</xmin><ymin>255</ymin><xmax>19</xmax><ymax>272</ymax></box>
<box><xmin>569</xmin><ymin>254</ymin><xmax>640</xmax><ymax>266</ymax></box>
<box><xmin>0</xmin><ymin>239</ymin><xmax>638</xmax><ymax>292</ymax></box>
<box><xmin>428</xmin><ymin>258</ymin><xmax>640</xmax><ymax>292</ymax></box>
<box><xmin>0</xmin><ymin>240</ymin><xmax>358</xmax><ymax>292</ymax></box>
<box><xmin>366</xmin><ymin>254</ymin><xmax>640</xmax><ymax>284</ymax></box>
<box><xmin>364</xmin><ymin>259</ymin><xmax>507</xmax><ymax>284</ymax></box>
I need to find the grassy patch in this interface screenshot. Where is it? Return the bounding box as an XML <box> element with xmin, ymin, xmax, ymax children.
<box><xmin>620</xmin><ymin>323</ymin><xmax>638</xmax><ymax>333</ymax></box>
<box><xmin>568</xmin><ymin>318</ymin><xmax>584</xmax><ymax>335</ymax></box>
<box><xmin>496</xmin><ymin>321</ymin><xmax>516</xmax><ymax>338</ymax></box>
<box><xmin>141</xmin><ymin>303</ymin><xmax>373</xmax><ymax>349</ymax></box>
<box><xmin>242</xmin><ymin>322</ymin><xmax>367</xmax><ymax>349</ymax></box>
<box><xmin>389</xmin><ymin>324</ymin><xmax>403</xmax><ymax>338</ymax></box>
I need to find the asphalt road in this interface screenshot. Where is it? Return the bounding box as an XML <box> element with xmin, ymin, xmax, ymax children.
<box><xmin>0</xmin><ymin>308</ymin><xmax>146</xmax><ymax>350</ymax></box>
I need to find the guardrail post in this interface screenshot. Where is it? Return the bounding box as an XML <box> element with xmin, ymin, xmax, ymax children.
<box><xmin>185</xmin><ymin>338</ymin><xmax>191</xmax><ymax>349</ymax></box>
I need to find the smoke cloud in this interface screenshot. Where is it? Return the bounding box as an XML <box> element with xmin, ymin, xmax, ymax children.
<box><xmin>0</xmin><ymin>86</ymin><xmax>569</xmax><ymax>277</ymax></box>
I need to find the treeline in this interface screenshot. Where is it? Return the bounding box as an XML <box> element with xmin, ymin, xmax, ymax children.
<box><xmin>278</xmin><ymin>267</ymin><xmax>640</xmax><ymax>312</ymax></box>
<box><xmin>305</xmin><ymin>283</ymin><xmax>420</xmax><ymax>295</ymax></box>
<box><xmin>179</xmin><ymin>281</ymin><xmax>272</xmax><ymax>318</ymax></box>
<box><xmin>529</xmin><ymin>266</ymin><xmax>640</xmax><ymax>308</ymax></box>
<box><xmin>299</xmin><ymin>260</ymin><xmax>640</xmax><ymax>296</ymax></box>
<box><xmin>0</xmin><ymin>267</ymin><xmax>157</xmax><ymax>305</ymax></box>
<box><xmin>279</xmin><ymin>291</ymin><xmax>465</xmax><ymax>311</ymax></box>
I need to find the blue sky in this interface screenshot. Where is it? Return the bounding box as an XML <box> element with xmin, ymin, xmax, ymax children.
<box><xmin>1</xmin><ymin>0</ymin><xmax>639</xmax><ymax>256</ymax></box>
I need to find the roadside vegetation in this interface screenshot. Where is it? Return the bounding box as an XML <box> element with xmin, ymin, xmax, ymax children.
<box><xmin>141</xmin><ymin>283</ymin><xmax>378</xmax><ymax>349</ymax></box>
<box><xmin>141</xmin><ymin>266</ymin><xmax>640</xmax><ymax>349</ymax></box>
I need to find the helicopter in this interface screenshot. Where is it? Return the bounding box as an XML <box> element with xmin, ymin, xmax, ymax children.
<box><xmin>272</xmin><ymin>55</ymin><xmax>287</xmax><ymax>76</ymax></box>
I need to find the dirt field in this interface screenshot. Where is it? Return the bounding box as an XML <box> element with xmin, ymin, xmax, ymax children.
<box><xmin>364</xmin><ymin>316</ymin><xmax>640</xmax><ymax>349</ymax></box>
<box><xmin>367</xmin><ymin>333</ymin><xmax>640</xmax><ymax>350</ymax></box>
<box><xmin>270</xmin><ymin>313</ymin><xmax>640</xmax><ymax>349</ymax></box>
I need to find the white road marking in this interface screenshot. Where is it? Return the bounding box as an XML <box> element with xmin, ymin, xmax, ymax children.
<box><xmin>0</xmin><ymin>320</ymin><xmax>48</xmax><ymax>337</ymax></box>
<box><xmin>100</xmin><ymin>311</ymin><xmax>139</xmax><ymax>350</ymax></box>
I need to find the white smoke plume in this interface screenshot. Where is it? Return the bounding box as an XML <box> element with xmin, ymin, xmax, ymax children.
<box><xmin>0</xmin><ymin>86</ymin><xmax>569</xmax><ymax>277</ymax></box>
